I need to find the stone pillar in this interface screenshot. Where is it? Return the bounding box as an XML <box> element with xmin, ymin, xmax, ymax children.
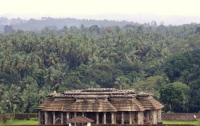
<box><xmin>103</xmin><ymin>112</ymin><xmax>106</xmax><ymax>124</ymax></box>
<box><xmin>66</xmin><ymin>112</ymin><xmax>69</xmax><ymax>120</ymax></box>
<box><xmin>82</xmin><ymin>112</ymin><xmax>85</xmax><ymax>117</ymax></box>
<box><xmin>152</xmin><ymin>110</ymin><xmax>157</xmax><ymax>124</ymax></box>
<box><xmin>137</xmin><ymin>111</ymin><xmax>144</xmax><ymax>124</ymax></box>
<box><xmin>121</xmin><ymin>112</ymin><xmax>124</xmax><ymax>124</ymax></box>
<box><xmin>52</xmin><ymin>112</ymin><xmax>55</xmax><ymax>124</ymax></box>
<box><xmin>111</xmin><ymin>112</ymin><xmax>115</xmax><ymax>124</ymax></box>
<box><xmin>129</xmin><ymin>111</ymin><xmax>132</xmax><ymax>124</ymax></box>
<box><xmin>114</xmin><ymin>113</ymin><xmax>116</xmax><ymax>124</ymax></box>
<box><xmin>38</xmin><ymin>111</ymin><xmax>41</xmax><ymax>125</ymax></box>
<box><xmin>96</xmin><ymin>113</ymin><xmax>99</xmax><ymax>124</ymax></box>
<box><xmin>44</xmin><ymin>111</ymin><xmax>48</xmax><ymax>125</ymax></box>
<box><xmin>74</xmin><ymin>112</ymin><xmax>77</xmax><ymax>117</ymax></box>
<box><xmin>87</xmin><ymin>122</ymin><xmax>91</xmax><ymax>126</ymax></box>
<box><xmin>74</xmin><ymin>112</ymin><xmax>77</xmax><ymax>126</ymax></box>
<box><xmin>157</xmin><ymin>109</ymin><xmax>162</xmax><ymax>123</ymax></box>
<box><xmin>61</xmin><ymin>112</ymin><xmax>63</xmax><ymax>124</ymax></box>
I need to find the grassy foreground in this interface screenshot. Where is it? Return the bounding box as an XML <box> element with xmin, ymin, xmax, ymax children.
<box><xmin>1</xmin><ymin>119</ymin><xmax>200</xmax><ymax>125</ymax></box>
<box><xmin>0</xmin><ymin>118</ymin><xmax>38</xmax><ymax>125</ymax></box>
<box><xmin>163</xmin><ymin>120</ymin><xmax>200</xmax><ymax>125</ymax></box>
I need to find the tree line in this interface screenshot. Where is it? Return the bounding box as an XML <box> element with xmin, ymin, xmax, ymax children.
<box><xmin>0</xmin><ymin>23</ymin><xmax>200</xmax><ymax>114</ymax></box>
<box><xmin>0</xmin><ymin>17</ymin><xmax>142</xmax><ymax>32</ymax></box>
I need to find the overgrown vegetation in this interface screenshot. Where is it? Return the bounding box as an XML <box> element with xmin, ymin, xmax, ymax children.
<box><xmin>0</xmin><ymin>21</ymin><xmax>200</xmax><ymax>114</ymax></box>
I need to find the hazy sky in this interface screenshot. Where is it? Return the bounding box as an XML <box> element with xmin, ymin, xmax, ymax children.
<box><xmin>1</xmin><ymin>0</ymin><xmax>200</xmax><ymax>20</ymax></box>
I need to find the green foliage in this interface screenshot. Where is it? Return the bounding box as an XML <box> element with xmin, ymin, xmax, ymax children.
<box><xmin>0</xmin><ymin>114</ymin><xmax>14</xmax><ymax>123</ymax></box>
<box><xmin>188</xmin><ymin>80</ymin><xmax>200</xmax><ymax>112</ymax></box>
<box><xmin>0</xmin><ymin>23</ymin><xmax>200</xmax><ymax>114</ymax></box>
<box><xmin>160</xmin><ymin>82</ymin><xmax>189</xmax><ymax>112</ymax></box>
<box><xmin>131</xmin><ymin>76</ymin><xmax>165</xmax><ymax>99</ymax></box>
<box><xmin>115</xmin><ymin>76</ymin><xmax>130</xmax><ymax>89</ymax></box>
<box><xmin>164</xmin><ymin>49</ymin><xmax>200</xmax><ymax>112</ymax></box>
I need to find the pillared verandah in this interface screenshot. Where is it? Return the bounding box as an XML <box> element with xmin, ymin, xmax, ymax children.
<box><xmin>37</xmin><ymin>88</ymin><xmax>164</xmax><ymax>125</ymax></box>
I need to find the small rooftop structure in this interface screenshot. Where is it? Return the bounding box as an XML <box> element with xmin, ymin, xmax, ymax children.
<box><xmin>37</xmin><ymin>88</ymin><xmax>164</xmax><ymax>125</ymax></box>
<box><xmin>67</xmin><ymin>116</ymin><xmax>94</xmax><ymax>126</ymax></box>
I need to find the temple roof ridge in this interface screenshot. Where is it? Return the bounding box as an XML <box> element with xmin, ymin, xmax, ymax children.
<box><xmin>48</xmin><ymin>88</ymin><xmax>153</xmax><ymax>98</ymax></box>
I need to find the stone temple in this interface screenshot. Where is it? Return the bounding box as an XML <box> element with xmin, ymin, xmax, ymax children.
<box><xmin>37</xmin><ymin>88</ymin><xmax>164</xmax><ymax>125</ymax></box>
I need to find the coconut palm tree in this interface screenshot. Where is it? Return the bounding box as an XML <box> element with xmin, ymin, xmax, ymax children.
<box><xmin>2</xmin><ymin>84</ymin><xmax>21</xmax><ymax>113</ymax></box>
<box><xmin>115</xmin><ymin>76</ymin><xmax>130</xmax><ymax>90</ymax></box>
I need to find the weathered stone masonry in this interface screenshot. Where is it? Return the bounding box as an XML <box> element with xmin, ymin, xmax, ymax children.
<box><xmin>37</xmin><ymin>88</ymin><xmax>164</xmax><ymax>125</ymax></box>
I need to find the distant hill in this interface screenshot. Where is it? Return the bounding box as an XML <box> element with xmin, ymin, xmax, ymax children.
<box><xmin>0</xmin><ymin>17</ymin><xmax>142</xmax><ymax>32</ymax></box>
<box><xmin>1</xmin><ymin>15</ymin><xmax>200</xmax><ymax>32</ymax></box>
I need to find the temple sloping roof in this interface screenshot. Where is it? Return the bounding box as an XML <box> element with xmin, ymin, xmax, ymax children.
<box><xmin>66</xmin><ymin>116</ymin><xmax>94</xmax><ymax>123</ymax></box>
<box><xmin>109</xmin><ymin>98</ymin><xmax>145</xmax><ymax>111</ymax></box>
<box><xmin>42</xmin><ymin>100</ymin><xmax>74</xmax><ymax>111</ymax></box>
<box><xmin>137</xmin><ymin>96</ymin><xmax>164</xmax><ymax>110</ymax></box>
<box><xmin>38</xmin><ymin>88</ymin><xmax>164</xmax><ymax>112</ymax></box>
<box><xmin>37</xmin><ymin>98</ymin><xmax>53</xmax><ymax>110</ymax></box>
<box><xmin>64</xmin><ymin>100</ymin><xmax>117</xmax><ymax>112</ymax></box>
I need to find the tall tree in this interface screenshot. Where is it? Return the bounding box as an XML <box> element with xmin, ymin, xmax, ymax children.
<box><xmin>160</xmin><ymin>83</ymin><xmax>189</xmax><ymax>112</ymax></box>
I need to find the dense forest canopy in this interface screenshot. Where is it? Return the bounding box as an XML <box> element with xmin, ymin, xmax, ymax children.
<box><xmin>0</xmin><ymin>18</ymin><xmax>200</xmax><ymax>114</ymax></box>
